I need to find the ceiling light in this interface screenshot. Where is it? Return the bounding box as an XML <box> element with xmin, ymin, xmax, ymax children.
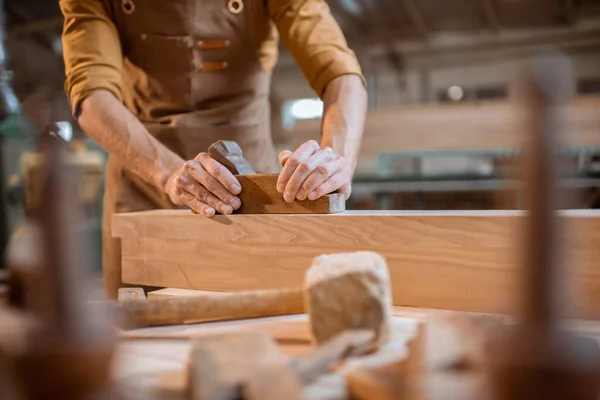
<box><xmin>447</xmin><ymin>85</ymin><xmax>464</xmax><ymax>101</ymax></box>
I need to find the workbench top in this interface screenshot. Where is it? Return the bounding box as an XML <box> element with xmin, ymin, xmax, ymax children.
<box><xmin>112</xmin><ymin>308</ymin><xmax>429</xmax><ymax>399</ymax></box>
<box><xmin>111</xmin><ymin>305</ymin><xmax>600</xmax><ymax>399</ymax></box>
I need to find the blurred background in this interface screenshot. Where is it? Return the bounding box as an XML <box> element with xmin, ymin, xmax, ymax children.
<box><xmin>0</xmin><ymin>0</ymin><xmax>599</xmax><ymax>273</ymax></box>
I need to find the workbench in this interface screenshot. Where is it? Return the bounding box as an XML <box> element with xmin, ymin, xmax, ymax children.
<box><xmin>113</xmin><ymin>304</ymin><xmax>600</xmax><ymax>399</ymax></box>
<box><xmin>113</xmin><ymin>306</ymin><xmax>431</xmax><ymax>399</ymax></box>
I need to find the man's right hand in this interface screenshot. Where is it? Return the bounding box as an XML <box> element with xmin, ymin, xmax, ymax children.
<box><xmin>163</xmin><ymin>152</ymin><xmax>242</xmax><ymax>217</ymax></box>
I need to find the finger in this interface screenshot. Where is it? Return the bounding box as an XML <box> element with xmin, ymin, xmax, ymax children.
<box><xmin>297</xmin><ymin>156</ymin><xmax>344</xmax><ymax>201</ymax></box>
<box><xmin>284</xmin><ymin>148</ymin><xmax>337</xmax><ymax>202</ymax></box>
<box><xmin>183</xmin><ymin>158</ymin><xmax>241</xmax><ymax>210</ymax></box>
<box><xmin>277</xmin><ymin>140</ymin><xmax>320</xmax><ymax>194</ymax></box>
<box><xmin>339</xmin><ymin>182</ymin><xmax>352</xmax><ymax>200</ymax></box>
<box><xmin>188</xmin><ymin>185</ymin><xmax>234</xmax><ymax>215</ymax></box>
<box><xmin>176</xmin><ymin>190</ymin><xmax>215</xmax><ymax>217</ymax></box>
<box><xmin>178</xmin><ymin>174</ymin><xmax>234</xmax><ymax>215</ymax></box>
<box><xmin>306</xmin><ymin>173</ymin><xmax>347</xmax><ymax>201</ymax></box>
<box><xmin>278</xmin><ymin>150</ymin><xmax>293</xmax><ymax>166</ymax></box>
<box><xmin>195</xmin><ymin>153</ymin><xmax>242</xmax><ymax>195</ymax></box>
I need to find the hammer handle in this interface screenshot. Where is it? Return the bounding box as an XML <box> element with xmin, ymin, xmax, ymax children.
<box><xmin>117</xmin><ymin>288</ymin><xmax>305</xmax><ymax>329</ymax></box>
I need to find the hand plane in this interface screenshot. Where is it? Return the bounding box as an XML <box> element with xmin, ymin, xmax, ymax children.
<box><xmin>207</xmin><ymin>140</ymin><xmax>345</xmax><ymax>214</ymax></box>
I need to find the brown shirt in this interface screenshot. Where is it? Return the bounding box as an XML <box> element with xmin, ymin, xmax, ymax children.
<box><xmin>60</xmin><ymin>0</ymin><xmax>365</xmax><ymax>114</ymax></box>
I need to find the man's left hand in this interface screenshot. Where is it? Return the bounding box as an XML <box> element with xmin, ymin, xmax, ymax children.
<box><xmin>276</xmin><ymin>140</ymin><xmax>352</xmax><ymax>202</ymax></box>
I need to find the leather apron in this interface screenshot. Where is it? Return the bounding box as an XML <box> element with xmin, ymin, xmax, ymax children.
<box><xmin>102</xmin><ymin>0</ymin><xmax>279</xmax><ymax>298</ymax></box>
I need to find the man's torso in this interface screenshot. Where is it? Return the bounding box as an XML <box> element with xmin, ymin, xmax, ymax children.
<box><xmin>105</xmin><ymin>0</ymin><xmax>279</xmax><ymax>124</ymax></box>
<box><xmin>102</xmin><ymin>0</ymin><xmax>280</xmax><ymax>170</ymax></box>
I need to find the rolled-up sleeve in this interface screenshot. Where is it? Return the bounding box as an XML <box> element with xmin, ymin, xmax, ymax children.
<box><xmin>268</xmin><ymin>0</ymin><xmax>365</xmax><ymax>98</ymax></box>
<box><xmin>60</xmin><ymin>0</ymin><xmax>123</xmax><ymax>116</ymax></box>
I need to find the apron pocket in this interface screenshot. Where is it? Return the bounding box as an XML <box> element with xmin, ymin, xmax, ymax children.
<box><xmin>125</xmin><ymin>34</ymin><xmax>193</xmax><ymax>111</ymax></box>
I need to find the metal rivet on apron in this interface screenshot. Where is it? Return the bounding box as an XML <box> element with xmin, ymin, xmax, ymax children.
<box><xmin>140</xmin><ymin>34</ymin><xmax>147</xmax><ymax>40</ymax></box>
<box><xmin>228</xmin><ymin>0</ymin><xmax>243</xmax><ymax>14</ymax></box>
<box><xmin>122</xmin><ymin>0</ymin><xmax>135</xmax><ymax>14</ymax></box>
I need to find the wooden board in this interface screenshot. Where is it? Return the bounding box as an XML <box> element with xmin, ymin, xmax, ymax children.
<box><xmin>119</xmin><ymin>314</ymin><xmax>315</xmax><ymax>346</ymax></box>
<box><xmin>235</xmin><ymin>174</ymin><xmax>344</xmax><ymax>214</ymax></box>
<box><xmin>147</xmin><ymin>288</ymin><xmax>227</xmax><ymax>300</ymax></box>
<box><xmin>112</xmin><ymin>209</ymin><xmax>600</xmax><ymax>318</ymax></box>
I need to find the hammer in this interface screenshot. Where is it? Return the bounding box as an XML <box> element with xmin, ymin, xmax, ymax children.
<box><xmin>108</xmin><ymin>252</ymin><xmax>392</xmax><ymax>350</ymax></box>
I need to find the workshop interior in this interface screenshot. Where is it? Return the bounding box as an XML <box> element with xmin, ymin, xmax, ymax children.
<box><xmin>0</xmin><ymin>0</ymin><xmax>597</xmax><ymax>275</ymax></box>
<box><xmin>1</xmin><ymin>0</ymin><xmax>600</xmax><ymax>398</ymax></box>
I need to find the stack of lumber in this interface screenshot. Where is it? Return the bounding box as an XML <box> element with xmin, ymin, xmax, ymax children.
<box><xmin>279</xmin><ymin>97</ymin><xmax>600</xmax><ymax>174</ymax></box>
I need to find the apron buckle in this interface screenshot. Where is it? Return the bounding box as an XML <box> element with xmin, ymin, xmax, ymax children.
<box><xmin>228</xmin><ymin>0</ymin><xmax>244</xmax><ymax>14</ymax></box>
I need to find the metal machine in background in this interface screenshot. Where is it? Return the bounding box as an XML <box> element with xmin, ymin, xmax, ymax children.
<box><xmin>349</xmin><ymin>146</ymin><xmax>600</xmax><ymax>211</ymax></box>
<box><xmin>0</xmin><ymin>0</ymin><xmax>21</xmax><ymax>266</ymax></box>
<box><xmin>0</xmin><ymin>0</ymin><xmax>107</xmax><ymax>279</ymax></box>
<box><xmin>1</xmin><ymin>120</ymin><xmax>107</xmax><ymax>274</ymax></box>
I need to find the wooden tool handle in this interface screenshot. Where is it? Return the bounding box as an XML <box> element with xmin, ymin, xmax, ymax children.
<box><xmin>288</xmin><ymin>329</ymin><xmax>375</xmax><ymax>385</ymax></box>
<box><xmin>208</xmin><ymin>140</ymin><xmax>256</xmax><ymax>175</ymax></box>
<box><xmin>116</xmin><ymin>287</ymin><xmax>305</xmax><ymax>329</ymax></box>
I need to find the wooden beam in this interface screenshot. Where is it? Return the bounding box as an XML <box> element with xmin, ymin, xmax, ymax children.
<box><xmin>282</xmin><ymin>97</ymin><xmax>600</xmax><ymax>173</ymax></box>
<box><xmin>113</xmin><ymin>209</ymin><xmax>600</xmax><ymax>319</ymax></box>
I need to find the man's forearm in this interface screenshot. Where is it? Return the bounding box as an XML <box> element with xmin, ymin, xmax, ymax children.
<box><xmin>78</xmin><ymin>90</ymin><xmax>184</xmax><ymax>191</ymax></box>
<box><xmin>320</xmin><ymin>74</ymin><xmax>367</xmax><ymax>173</ymax></box>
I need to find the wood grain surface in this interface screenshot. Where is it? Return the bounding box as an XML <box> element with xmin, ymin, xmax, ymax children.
<box><xmin>147</xmin><ymin>288</ymin><xmax>228</xmax><ymax>300</ymax></box>
<box><xmin>118</xmin><ymin>287</ymin><xmax>305</xmax><ymax>328</ymax></box>
<box><xmin>112</xmin><ymin>210</ymin><xmax>600</xmax><ymax>318</ymax></box>
<box><xmin>235</xmin><ymin>174</ymin><xmax>345</xmax><ymax>214</ymax></box>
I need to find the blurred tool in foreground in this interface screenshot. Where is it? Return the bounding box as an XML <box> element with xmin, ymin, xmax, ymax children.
<box><xmin>1</xmin><ymin>133</ymin><xmax>116</xmax><ymax>398</ymax></box>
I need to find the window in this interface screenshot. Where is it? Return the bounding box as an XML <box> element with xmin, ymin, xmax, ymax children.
<box><xmin>288</xmin><ymin>98</ymin><xmax>323</xmax><ymax>120</ymax></box>
<box><xmin>281</xmin><ymin>98</ymin><xmax>324</xmax><ymax>130</ymax></box>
